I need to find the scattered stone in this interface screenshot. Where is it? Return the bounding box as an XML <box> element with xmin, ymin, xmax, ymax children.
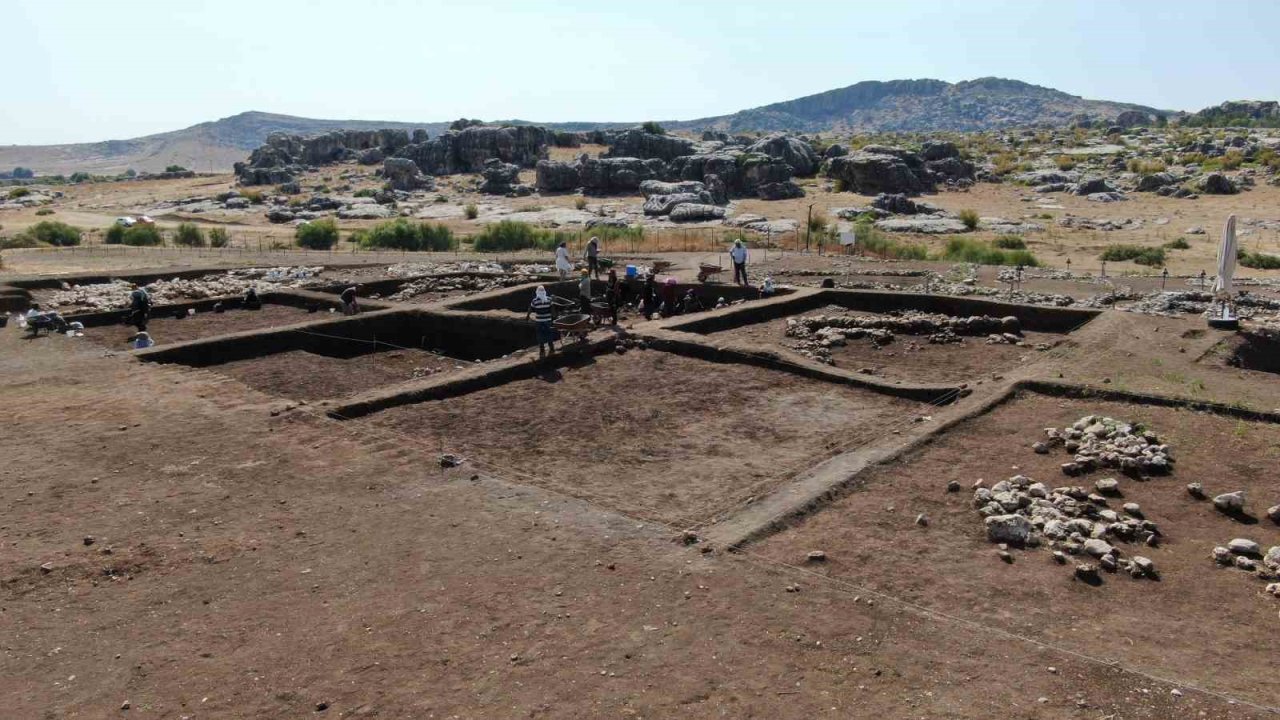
<box><xmin>1095</xmin><ymin>478</ymin><xmax>1120</xmax><ymax>495</ymax></box>
<box><xmin>985</xmin><ymin>514</ymin><xmax>1032</xmax><ymax>544</ymax></box>
<box><xmin>1132</xmin><ymin>556</ymin><xmax>1155</xmax><ymax>577</ymax></box>
<box><xmin>806</xmin><ymin>550</ymin><xmax>827</xmax><ymax>563</ymax></box>
<box><xmin>1082</xmin><ymin>538</ymin><xmax>1114</xmax><ymax>558</ymax></box>
<box><xmin>1186</xmin><ymin>482</ymin><xmax>1205</xmax><ymax>499</ymax></box>
<box><xmin>1074</xmin><ymin>563</ymin><xmax>1100</xmax><ymax>582</ymax></box>
<box><xmin>1228</xmin><ymin>538</ymin><xmax>1261</xmax><ymax>556</ymax></box>
<box><xmin>1122</xmin><ymin>502</ymin><xmax>1142</xmax><ymax>517</ymax></box>
<box><xmin>1266</xmin><ymin>546</ymin><xmax>1280</xmax><ymax>569</ymax></box>
<box><xmin>438</xmin><ymin>453</ymin><xmax>464</xmax><ymax>468</ymax></box>
<box><xmin>998</xmin><ymin>550</ymin><xmax>1014</xmax><ymax>563</ymax></box>
<box><xmin>1235</xmin><ymin>556</ymin><xmax>1258</xmax><ymax>571</ymax></box>
<box><xmin>914</xmin><ymin>513</ymin><xmax>928</xmax><ymax>527</ymax></box>
<box><xmin>83</xmin><ymin>536</ymin><xmax>95</xmax><ymax>546</ymax></box>
<box><xmin>1268</xmin><ymin>504</ymin><xmax>1280</xmax><ymax>523</ymax></box>
<box><xmin>946</xmin><ymin>480</ymin><xmax>961</xmax><ymax>493</ymax></box>
<box><xmin>1213</xmin><ymin>491</ymin><xmax>1246</xmax><ymax>514</ymax></box>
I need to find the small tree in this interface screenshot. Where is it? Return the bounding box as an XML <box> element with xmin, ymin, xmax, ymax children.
<box><xmin>296</xmin><ymin>219</ymin><xmax>339</xmax><ymax>250</ymax></box>
<box><xmin>641</xmin><ymin>121</ymin><xmax>666</xmax><ymax>135</ymax></box>
<box><xmin>12</xmin><ymin>167</ymin><xmax>34</xmax><ymax>179</ymax></box>
<box><xmin>164</xmin><ymin>165</ymin><xmax>188</xmax><ymax>173</ymax></box>
<box><xmin>121</xmin><ymin>225</ymin><xmax>163</xmax><ymax>246</ymax></box>
<box><xmin>173</xmin><ymin>222</ymin><xmax>205</xmax><ymax>247</ymax></box>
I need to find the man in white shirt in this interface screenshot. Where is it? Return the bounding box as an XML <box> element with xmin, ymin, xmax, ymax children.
<box><xmin>729</xmin><ymin>239</ymin><xmax>749</xmax><ymax>286</ymax></box>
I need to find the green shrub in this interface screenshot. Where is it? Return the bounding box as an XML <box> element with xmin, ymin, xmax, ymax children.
<box><xmin>1126</xmin><ymin>159</ymin><xmax>1167</xmax><ymax>175</ymax></box>
<box><xmin>104</xmin><ymin>224</ymin><xmax>125</xmax><ymax>245</ymax></box>
<box><xmin>993</xmin><ymin>235</ymin><xmax>1026</xmax><ymax>249</ymax></box>
<box><xmin>1099</xmin><ymin>244</ymin><xmax>1165</xmax><ymax>267</ymax></box>
<box><xmin>0</xmin><ymin>233</ymin><xmax>41</xmax><ymax>249</ymax></box>
<box><xmin>120</xmin><ymin>224</ymin><xmax>163</xmax><ymax>246</ymax></box>
<box><xmin>1163</xmin><ymin>237</ymin><xmax>1190</xmax><ymax>250</ymax></box>
<box><xmin>355</xmin><ymin>218</ymin><xmax>456</xmax><ymax>251</ymax></box>
<box><xmin>854</xmin><ymin>218</ymin><xmax>928</xmax><ymax>260</ymax></box>
<box><xmin>1238</xmin><ymin>249</ymin><xmax>1280</xmax><ymax>269</ymax></box>
<box><xmin>463</xmin><ymin>203</ymin><xmax>479</xmax><ymax>220</ymax></box>
<box><xmin>353</xmin><ymin>188</ymin><xmax>378</xmax><ymax>198</ymax></box>
<box><xmin>641</xmin><ymin>121</ymin><xmax>666</xmax><ymax>135</ymax></box>
<box><xmin>69</xmin><ymin>172</ymin><xmax>91</xmax><ymax>183</ymax></box>
<box><xmin>296</xmin><ymin>219</ymin><xmax>339</xmax><ymax>250</ymax></box>
<box><xmin>574</xmin><ymin>196</ymin><xmax>588</xmax><ymax>210</ymax></box>
<box><xmin>16</xmin><ymin>220</ymin><xmax>82</xmax><ymax>247</ymax></box>
<box><xmin>209</xmin><ymin>227</ymin><xmax>230</xmax><ymax>248</ymax></box>
<box><xmin>35</xmin><ymin>208</ymin><xmax>54</xmax><ymax>216</ymax></box>
<box><xmin>7</xmin><ymin>187</ymin><xmax>31</xmax><ymax>199</ymax></box>
<box><xmin>941</xmin><ymin>237</ymin><xmax>1039</xmax><ymax>266</ymax></box>
<box><xmin>808</xmin><ymin>210</ymin><xmax>829</xmax><ymax>234</ymax></box>
<box><xmin>958</xmin><ymin>209</ymin><xmax>980</xmax><ymax>231</ymax></box>
<box><xmin>173</xmin><ymin>222</ymin><xmax>205</xmax><ymax>247</ymax></box>
<box><xmin>239</xmin><ymin>189</ymin><xmax>265</xmax><ymax>204</ymax></box>
<box><xmin>1053</xmin><ymin>155</ymin><xmax>1076</xmax><ymax>171</ymax></box>
<box><xmin>471</xmin><ymin>220</ymin><xmax>541</xmax><ymax>252</ymax></box>
<box><xmin>1219</xmin><ymin>150</ymin><xmax>1244</xmax><ymax>171</ymax></box>
<box><xmin>418</xmin><ymin>223</ymin><xmax>455</xmax><ymax>251</ymax></box>
<box><xmin>164</xmin><ymin>165</ymin><xmax>188</xmax><ymax>173</ymax></box>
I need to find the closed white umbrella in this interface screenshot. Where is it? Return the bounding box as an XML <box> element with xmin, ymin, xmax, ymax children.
<box><xmin>1213</xmin><ymin>214</ymin><xmax>1237</xmax><ymax>295</ymax></box>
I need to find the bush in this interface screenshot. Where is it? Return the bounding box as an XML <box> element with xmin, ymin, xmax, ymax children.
<box><xmin>471</xmin><ymin>220</ymin><xmax>541</xmax><ymax>252</ymax></box>
<box><xmin>12</xmin><ymin>166</ymin><xmax>34</xmax><ymax>179</ymax></box>
<box><xmin>209</xmin><ymin>227</ymin><xmax>230</xmax><ymax>248</ymax></box>
<box><xmin>1163</xmin><ymin>237</ymin><xmax>1190</xmax><ymax>250</ymax></box>
<box><xmin>419</xmin><ymin>223</ymin><xmax>455</xmax><ymax>251</ymax></box>
<box><xmin>641</xmin><ymin>121</ymin><xmax>666</xmax><ymax>135</ymax></box>
<box><xmin>15</xmin><ymin>220</ymin><xmax>82</xmax><ymax>247</ymax></box>
<box><xmin>1219</xmin><ymin>150</ymin><xmax>1244</xmax><ymax>171</ymax></box>
<box><xmin>120</xmin><ymin>224</ymin><xmax>163</xmax><ymax>246</ymax></box>
<box><xmin>854</xmin><ymin>218</ymin><xmax>928</xmax><ymax>260</ymax></box>
<box><xmin>1238</xmin><ymin>249</ymin><xmax>1280</xmax><ymax>270</ymax></box>
<box><xmin>993</xmin><ymin>235</ymin><xmax>1026</xmax><ymax>249</ymax></box>
<box><xmin>164</xmin><ymin>165</ymin><xmax>188</xmax><ymax>173</ymax></box>
<box><xmin>35</xmin><ymin>208</ymin><xmax>54</xmax><ymax>216</ymax></box>
<box><xmin>808</xmin><ymin>209</ymin><xmax>829</xmax><ymax>234</ymax></box>
<box><xmin>0</xmin><ymin>233</ymin><xmax>41</xmax><ymax>249</ymax></box>
<box><xmin>992</xmin><ymin>153</ymin><xmax>1018</xmax><ymax>176</ymax></box>
<box><xmin>1053</xmin><ymin>155</ymin><xmax>1077</xmax><ymax>171</ymax></box>
<box><xmin>356</xmin><ymin>219</ymin><xmax>456</xmax><ymax>252</ymax></box>
<box><xmin>8</xmin><ymin>187</ymin><xmax>31</xmax><ymax>199</ymax></box>
<box><xmin>173</xmin><ymin>222</ymin><xmax>205</xmax><ymax>247</ymax></box>
<box><xmin>574</xmin><ymin>196</ymin><xmax>588</xmax><ymax>210</ymax></box>
<box><xmin>463</xmin><ymin>203</ymin><xmax>479</xmax><ymax>220</ymax></box>
<box><xmin>353</xmin><ymin>188</ymin><xmax>378</xmax><ymax>198</ymax></box>
<box><xmin>941</xmin><ymin>237</ymin><xmax>1039</xmax><ymax>266</ymax></box>
<box><xmin>1126</xmin><ymin>159</ymin><xmax>1167</xmax><ymax>175</ymax></box>
<box><xmin>1099</xmin><ymin>244</ymin><xmax>1165</xmax><ymax>267</ymax></box>
<box><xmin>239</xmin><ymin>189</ymin><xmax>265</xmax><ymax>204</ymax></box>
<box><xmin>104</xmin><ymin>224</ymin><xmax>125</xmax><ymax>245</ymax></box>
<box><xmin>296</xmin><ymin>219</ymin><xmax>339</xmax><ymax>250</ymax></box>
<box><xmin>958</xmin><ymin>209</ymin><xmax>979</xmax><ymax>230</ymax></box>
<box><xmin>69</xmin><ymin>172</ymin><xmax>91</xmax><ymax>183</ymax></box>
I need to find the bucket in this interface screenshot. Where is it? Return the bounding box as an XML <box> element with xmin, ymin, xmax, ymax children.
<box><xmin>625</xmin><ymin>264</ymin><xmax>637</xmax><ymax>279</ymax></box>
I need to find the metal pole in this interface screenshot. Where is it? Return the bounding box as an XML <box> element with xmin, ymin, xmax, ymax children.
<box><xmin>805</xmin><ymin>203</ymin><xmax>814</xmax><ymax>253</ymax></box>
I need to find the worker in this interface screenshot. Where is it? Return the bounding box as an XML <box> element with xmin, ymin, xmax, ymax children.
<box><xmin>243</xmin><ymin>286</ymin><xmax>262</xmax><ymax>310</ymax></box>
<box><xmin>128</xmin><ymin>283</ymin><xmax>152</xmax><ymax>331</ymax></box>
<box><xmin>339</xmin><ymin>285</ymin><xmax>360</xmax><ymax>316</ymax></box>
<box><xmin>555</xmin><ymin>241</ymin><xmax>573</xmax><ymax>279</ymax></box>
<box><xmin>131</xmin><ymin>331</ymin><xmax>154</xmax><ymax>349</ymax></box>
<box><xmin>606</xmin><ymin>268</ymin><xmax>623</xmax><ymax>325</ymax></box>
<box><xmin>584</xmin><ymin>236</ymin><xmax>601</xmax><ymax>279</ymax></box>
<box><xmin>526</xmin><ymin>285</ymin><xmax>557</xmax><ymax>359</ymax></box>
<box><xmin>761</xmin><ymin>276</ymin><xmax>776</xmax><ymax>298</ymax></box>
<box><xmin>660</xmin><ymin>277</ymin><xmax>679</xmax><ymax>317</ymax></box>
<box><xmin>640</xmin><ymin>273</ymin><xmax>657</xmax><ymax>320</ymax></box>
<box><xmin>578</xmin><ymin>270</ymin><xmax>593</xmax><ymax>314</ymax></box>
<box><xmin>729</xmin><ymin>239</ymin><xmax>749</xmax><ymax>286</ymax></box>
<box><xmin>681</xmin><ymin>288</ymin><xmax>705</xmax><ymax>314</ymax></box>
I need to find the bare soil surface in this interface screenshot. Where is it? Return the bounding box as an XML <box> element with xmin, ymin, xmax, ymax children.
<box><xmin>363</xmin><ymin>351</ymin><xmax>930</xmax><ymax>526</ymax></box>
<box><xmin>214</xmin><ymin>348</ymin><xmax>469</xmax><ymax>402</ymax></box>
<box><xmin>756</xmin><ymin>393</ymin><xmax>1280</xmax><ymax>708</ymax></box>
<box><xmin>80</xmin><ymin>303</ymin><xmax>320</xmax><ymax>348</ymax></box>
<box><xmin>712</xmin><ymin>309</ymin><xmax>1066</xmax><ymax>383</ymax></box>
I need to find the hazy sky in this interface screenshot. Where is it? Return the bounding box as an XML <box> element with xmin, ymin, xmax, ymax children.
<box><xmin>5</xmin><ymin>0</ymin><xmax>1280</xmax><ymax>144</ymax></box>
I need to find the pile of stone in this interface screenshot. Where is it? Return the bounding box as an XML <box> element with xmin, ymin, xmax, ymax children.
<box><xmin>1210</xmin><ymin>538</ymin><xmax>1279</xmax><ymax>574</ymax></box>
<box><xmin>783</xmin><ymin>310</ymin><xmax>1021</xmax><ymax>363</ymax></box>
<box><xmin>43</xmin><ymin>267</ymin><xmax>324</xmax><ymax>311</ymax></box>
<box><xmin>976</xmin><ymin>473</ymin><xmax>1160</xmax><ymax>579</ymax></box>
<box><xmin>384</xmin><ymin>274</ymin><xmax>533</xmax><ymax>302</ymax></box>
<box><xmin>1039</xmin><ymin>416</ymin><xmax>1173</xmax><ymax>477</ymax></box>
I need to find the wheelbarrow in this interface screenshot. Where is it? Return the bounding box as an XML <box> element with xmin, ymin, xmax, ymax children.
<box><xmin>553</xmin><ymin>313</ymin><xmax>593</xmax><ymax>344</ymax></box>
<box><xmin>24</xmin><ymin>312</ymin><xmax>69</xmax><ymax>337</ymax></box>
<box><xmin>589</xmin><ymin>300</ymin><xmax>614</xmax><ymax>325</ymax></box>
<box><xmin>697</xmin><ymin>263</ymin><xmax>725</xmax><ymax>283</ymax></box>
<box><xmin>650</xmin><ymin>260</ymin><xmax>673</xmax><ymax>275</ymax></box>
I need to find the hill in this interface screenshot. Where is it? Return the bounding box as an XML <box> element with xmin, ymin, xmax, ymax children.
<box><xmin>668</xmin><ymin>77</ymin><xmax>1169</xmax><ymax>133</ymax></box>
<box><xmin>0</xmin><ymin>79</ymin><xmax>1175</xmax><ymax>175</ymax></box>
<box><xmin>1183</xmin><ymin>100</ymin><xmax>1280</xmax><ymax>128</ymax></box>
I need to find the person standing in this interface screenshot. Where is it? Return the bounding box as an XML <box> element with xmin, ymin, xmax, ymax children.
<box><xmin>555</xmin><ymin>241</ymin><xmax>573</xmax><ymax>279</ymax></box>
<box><xmin>606</xmin><ymin>268</ymin><xmax>623</xmax><ymax>325</ymax></box>
<box><xmin>584</xmin><ymin>236</ymin><xmax>600</xmax><ymax>279</ymax></box>
<box><xmin>640</xmin><ymin>273</ymin><xmax>657</xmax><ymax>320</ymax></box>
<box><xmin>526</xmin><ymin>285</ymin><xmax>558</xmax><ymax>359</ymax></box>
<box><xmin>578</xmin><ymin>270</ymin><xmax>593</xmax><ymax>315</ymax></box>
<box><xmin>128</xmin><ymin>283</ymin><xmax>152</xmax><ymax>331</ymax></box>
<box><xmin>729</xmin><ymin>239</ymin><xmax>749</xmax><ymax>286</ymax></box>
<box><xmin>339</xmin><ymin>285</ymin><xmax>360</xmax><ymax>316</ymax></box>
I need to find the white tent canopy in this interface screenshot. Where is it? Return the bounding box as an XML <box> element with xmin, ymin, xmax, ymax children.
<box><xmin>1213</xmin><ymin>214</ymin><xmax>1237</xmax><ymax>295</ymax></box>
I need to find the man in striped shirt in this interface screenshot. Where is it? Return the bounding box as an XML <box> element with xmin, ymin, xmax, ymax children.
<box><xmin>525</xmin><ymin>285</ymin><xmax>558</xmax><ymax>358</ymax></box>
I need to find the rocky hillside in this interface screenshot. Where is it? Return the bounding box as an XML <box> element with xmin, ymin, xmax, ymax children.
<box><xmin>0</xmin><ymin>112</ymin><xmax>448</xmax><ymax>176</ymax></box>
<box><xmin>1184</xmin><ymin>101</ymin><xmax>1280</xmax><ymax>128</ymax></box>
<box><xmin>669</xmin><ymin>77</ymin><xmax>1168</xmax><ymax>133</ymax></box>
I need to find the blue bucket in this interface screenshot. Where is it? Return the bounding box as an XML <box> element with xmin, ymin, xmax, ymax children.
<box><xmin>625</xmin><ymin>264</ymin><xmax>638</xmax><ymax>279</ymax></box>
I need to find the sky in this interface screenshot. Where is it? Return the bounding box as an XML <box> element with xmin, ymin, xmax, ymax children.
<box><xmin>4</xmin><ymin>0</ymin><xmax>1280</xmax><ymax>145</ymax></box>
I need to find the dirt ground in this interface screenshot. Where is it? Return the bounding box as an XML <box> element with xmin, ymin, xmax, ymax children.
<box><xmin>214</xmin><ymin>348</ymin><xmax>470</xmax><ymax>402</ymax></box>
<box><xmin>755</xmin><ymin>393</ymin><xmax>1280</xmax><ymax>708</ymax></box>
<box><xmin>363</xmin><ymin>351</ymin><xmax>929</xmax><ymax>526</ymax></box>
<box><xmin>709</xmin><ymin>308</ymin><xmax>1066</xmax><ymax>383</ymax></box>
<box><xmin>79</xmin><ymin>303</ymin><xmax>321</xmax><ymax>349</ymax></box>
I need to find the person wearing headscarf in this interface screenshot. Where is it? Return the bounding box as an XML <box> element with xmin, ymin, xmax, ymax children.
<box><xmin>339</xmin><ymin>285</ymin><xmax>361</xmax><ymax>316</ymax></box>
<box><xmin>584</xmin><ymin>236</ymin><xmax>601</xmax><ymax>279</ymax></box>
<box><xmin>242</xmin><ymin>286</ymin><xmax>263</xmax><ymax>310</ymax></box>
<box><xmin>605</xmin><ymin>268</ymin><xmax>623</xmax><ymax>325</ymax></box>
<box><xmin>729</xmin><ymin>239</ymin><xmax>749</xmax><ymax>286</ymax></box>
<box><xmin>554</xmin><ymin>241</ymin><xmax>573</xmax><ymax>279</ymax></box>
<box><xmin>681</xmin><ymin>288</ymin><xmax>705</xmax><ymax>314</ymax></box>
<box><xmin>640</xmin><ymin>273</ymin><xmax>657</xmax><ymax>320</ymax></box>
<box><xmin>128</xmin><ymin>283</ymin><xmax>152</xmax><ymax>331</ymax></box>
<box><xmin>526</xmin><ymin>285</ymin><xmax>558</xmax><ymax>358</ymax></box>
<box><xmin>761</xmin><ymin>276</ymin><xmax>776</xmax><ymax>297</ymax></box>
<box><xmin>578</xmin><ymin>270</ymin><xmax>593</xmax><ymax>314</ymax></box>
<box><xmin>660</xmin><ymin>277</ymin><xmax>679</xmax><ymax>317</ymax></box>
<box><xmin>132</xmin><ymin>331</ymin><xmax>154</xmax><ymax>349</ymax></box>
